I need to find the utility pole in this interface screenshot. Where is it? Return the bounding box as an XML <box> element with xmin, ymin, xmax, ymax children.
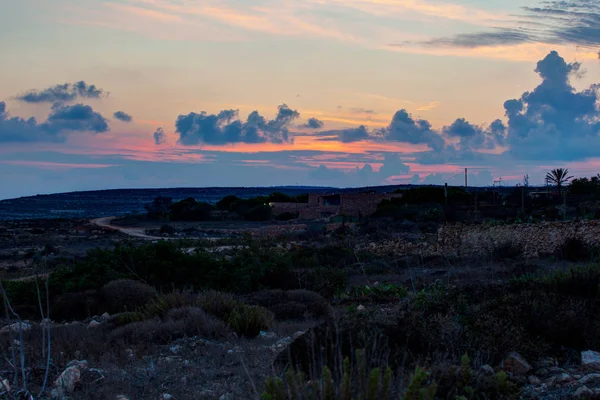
<box><xmin>465</xmin><ymin>168</ymin><xmax>468</xmax><ymax>189</ymax></box>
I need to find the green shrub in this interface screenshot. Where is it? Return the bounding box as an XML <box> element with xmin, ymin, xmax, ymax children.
<box><xmin>100</xmin><ymin>279</ymin><xmax>157</xmax><ymax>313</ymax></box>
<box><xmin>141</xmin><ymin>290</ymin><xmax>198</xmax><ymax>319</ymax></box>
<box><xmin>197</xmin><ymin>290</ymin><xmax>243</xmax><ymax>320</ymax></box>
<box><xmin>227</xmin><ymin>304</ymin><xmax>274</xmax><ymax>338</ymax></box>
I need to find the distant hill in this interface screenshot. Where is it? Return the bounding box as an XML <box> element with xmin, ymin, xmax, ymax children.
<box><xmin>0</xmin><ymin>185</ymin><xmax>403</xmax><ymax>220</ymax></box>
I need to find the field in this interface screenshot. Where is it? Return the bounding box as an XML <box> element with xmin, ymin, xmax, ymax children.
<box><xmin>3</xmin><ymin>207</ymin><xmax>600</xmax><ymax>400</ymax></box>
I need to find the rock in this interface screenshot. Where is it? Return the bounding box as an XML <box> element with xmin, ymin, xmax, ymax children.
<box><xmin>100</xmin><ymin>312</ymin><xmax>110</xmax><ymax>321</ymax></box>
<box><xmin>534</xmin><ymin>357</ymin><xmax>557</xmax><ymax>369</ymax></box>
<box><xmin>293</xmin><ymin>331</ymin><xmax>305</xmax><ymax>340</ymax></box>
<box><xmin>227</xmin><ymin>346</ymin><xmax>244</xmax><ymax>354</ymax></box>
<box><xmin>170</xmin><ymin>345</ymin><xmax>182</xmax><ymax>355</ymax></box>
<box><xmin>480</xmin><ymin>365</ymin><xmax>495</xmax><ymax>376</ymax></box>
<box><xmin>0</xmin><ymin>322</ymin><xmax>32</xmax><ymax>334</ymax></box>
<box><xmin>574</xmin><ymin>386</ymin><xmax>594</xmax><ymax>398</ymax></box>
<box><xmin>0</xmin><ymin>378</ymin><xmax>10</xmax><ymax>395</ymax></box>
<box><xmin>503</xmin><ymin>352</ymin><xmax>532</xmax><ymax>375</ymax></box>
<box><xmin>219</xmin><ymin>394</ymin><xmax>233</xmax><ymax>400</ymax></box>
<box><xmin>125</xmin><ymin>348</ymin><xmax>135</xmax><ymax>360</ymax></box>
<box><xmin>582</xmin><ymin>350</ymin><xmax>600</xmax><ymax>371</ymax></box>
<box><xmin>116</xmin><ymin>396</ymin><xmax>130</xmax><ymax>400</ymax></box>
<box><xmin>160</xmin><ymin>394</ymin><xmax>173</xmax><ymax>400</ymax></box>
<box><xmin>554</xmin><ymin>373</ymin><xmax>575</xmax><ymax>385</ymax></box>
<box><xmin>528</xmin><ymin>375</ymin><xmax>541</xmax><ymax>385</ymax></box>
<box><xmin>259</xmin><ymin>330</ymin><xmax>277</xmax><ymax>339</ymax></box>
<box><xmin>356</xmin><ymin>305</ymin><xmax>366</xmax><ymax>312</ymax></box>
<box><xmin>579</xmin><ymin>373</ymin><xmax>600</xmax><ymax>386</ymax></box>
<box><xmin>88</xmin><ymin>320</ymin><xmax>101</xmax><ymax>329</ymax></box>
<box><xmin>53</xmin><ymin>364</ymin><xmax>84</xmax><ymax>396</ymax></box>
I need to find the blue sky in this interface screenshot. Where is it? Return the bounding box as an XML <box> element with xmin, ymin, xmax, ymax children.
<box><xmin>1</xmin><ymin>0</ymin><xmax>599</xmax><ymax>199</ymax></box>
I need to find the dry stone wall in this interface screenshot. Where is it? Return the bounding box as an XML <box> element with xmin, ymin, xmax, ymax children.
<box><xmin>438</xmin><ymin>220</ymin><xmax>600</xmax><ymax>258</ymax></box>
<box><xmin>361</xmin><ymin>220</ymin><xmax>600</xmax><ymax>259</ymax></box>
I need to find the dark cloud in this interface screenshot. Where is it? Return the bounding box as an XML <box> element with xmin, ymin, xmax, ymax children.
<box><xmin>380</xmin><ymin>109</ymin><xmax>445</xmax><ymax>151</ymax></box>
<box><xmin>301</xmin><ymin>117</ymin><xmax>324</xmax><ymax>129</ymax></box>
<box><xmin>113</xmin><ymin>111</ymin><xmax>133</xmax><ymax>122</ymax></box>
<box><xmin>349</xmin><ymin>107</ymin><xmax>377</xmax><ymax>115</ymax></box>
<box><xmin>443</xmin><ymin>118</ymin><xmax>505</xmax><ymax>150</ymax></box>
<box><xmin>0</xmin><ymin>101</ymin><xmax>109</xmax><ymax>142</ymax></box>
<box><xmin>176</xmin><ymin>104</ymin><xmax>299</xmax><ymax>145</ymax></box>
<box><xmin>43</xmin><ymin>104</ymin><xmax>109</xmax><ymax>134</ymax></box>
<box><xmin>153</xmin><ymin>127</ymin><xmax>166</xmax><ymax>145</ymax></box>
<box><xmin>404</xmin><ymin>1</ymin><xmax>600</xmax><ymax>49</ymax></box>
<box><xmin>503</xmin><ymin>50</ymin><xmax>600</xmax><ymax>160</ymax></box>
<box><xmin>16</xmin><ymin>81</ymin><xmax>107</xmax><ymax>104</ymax></box>
<box><xmin>413</xmin><ymin>29</ymin><xmax>535</xmax><ymax>48</ymax></box>
<box><xmin>317</xmin><ymin>125</ymin><xmax>371</xmax><ymax>143</ymax></box>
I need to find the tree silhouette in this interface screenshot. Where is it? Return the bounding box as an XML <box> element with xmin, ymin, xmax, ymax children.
<box><xmin>546</xmin><ymin>168</ymin><xmax>573</xmax><ymax>196</ymax></box>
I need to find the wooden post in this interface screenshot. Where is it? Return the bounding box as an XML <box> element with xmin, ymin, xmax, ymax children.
<box><xmin>563</xmin><ymin>190</ymin><xmax>567</xmax><ymax>220</ymax></box>
<box><xmin>521</xmin><ymin>186</ymin><xmax>525</xmax><ymax>215</ymax></box>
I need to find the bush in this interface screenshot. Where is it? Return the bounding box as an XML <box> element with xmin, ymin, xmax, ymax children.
<box><xmin>141</xmin><ymin>290</ymin><xmax>198</xmax><ymax>319</ymax></box>
<box><xmin>197</xmin><ymin>290</ymin><xmax>243</xmax><ymax>320</ymax></box>
<box><xmin>101</xmin><ymin>279</ymin><xmax>157</xmax><ymax>313</ymax></box>
<box><xmin>246</xmin><ymin>289</ymin><xmax>330</xmax><ymax>320</ymax></box>
<box><xmin>227</xmin><ymin>304</ymin><xmax>274</xmax><ymax>338</ymax></box>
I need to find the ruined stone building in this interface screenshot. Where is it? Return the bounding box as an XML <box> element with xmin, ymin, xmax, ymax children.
<box><xmin>270</xmin><ymin>192</ymin><xmax>402</xmax><ymax>219</ymax></box>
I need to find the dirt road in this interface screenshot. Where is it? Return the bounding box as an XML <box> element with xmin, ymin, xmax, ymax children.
<box><xmin>91</xmin><ymin>216</ymin><xmax>172</xmax><ymax>240</ymax></box>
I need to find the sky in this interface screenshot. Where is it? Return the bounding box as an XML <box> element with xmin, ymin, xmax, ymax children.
<box><xmin>1</xmin><ymin>0</ymin><xmax>600</xmax><ymax>199</ymax></box>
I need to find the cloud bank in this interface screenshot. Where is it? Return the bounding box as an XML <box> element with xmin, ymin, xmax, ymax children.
<box><xmin>176</xmin><ymin>104</ymin><xmax>299</xmax><ymax>145</ymax></box>
<box><xmin>16</xmin><ymin>81</ymin><xmax>107</xmax><ymax>104</ymax></box>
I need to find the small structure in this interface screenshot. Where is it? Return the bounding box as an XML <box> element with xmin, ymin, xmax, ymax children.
<box><xmin>270</xmin><ymin>192</ymin><xmax>402</xmax><ymax>219</ymax></box>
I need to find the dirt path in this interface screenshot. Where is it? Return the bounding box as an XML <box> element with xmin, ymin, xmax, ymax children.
<box><xmin>91</xmin><ymin>216</ymin><xmax>173</xmax><ymax>240</ymax></box>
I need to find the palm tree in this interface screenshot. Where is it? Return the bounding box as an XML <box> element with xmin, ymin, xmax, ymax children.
<box><xmin>546</xmin><ymin>168</ymin><xmax>573</xmax><ymax>196</ymax></box>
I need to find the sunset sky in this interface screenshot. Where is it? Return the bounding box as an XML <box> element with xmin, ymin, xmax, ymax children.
<box><xmin>1</xmin><ymin>0</ymin><xmax>599</xmax><ymax>199</ymax></box>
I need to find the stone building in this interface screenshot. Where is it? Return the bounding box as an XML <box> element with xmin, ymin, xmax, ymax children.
<box><xmin>270</xmin><ymin>192</ymin><xmax>402</xmax><ymax>219</ymax></box>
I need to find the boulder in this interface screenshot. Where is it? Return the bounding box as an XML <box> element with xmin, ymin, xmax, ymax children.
<box><xmin>582</xmin><ymin>350</ymin><xmax>600</xmax><ymax>371</ymax></box>
<box><xmin>503</xmin><ymin>352</ymin><xmax>532</xmax><ymax>375</ymax></box>
<box><xmin>574</xmin><ymin>386</ymin><xmax>594</xmax><ymax>399</ymax></box>
<box><xmin>0</xmin><ymin>322</ymin><xmax>32</xmax><ymax>334</ymax></box>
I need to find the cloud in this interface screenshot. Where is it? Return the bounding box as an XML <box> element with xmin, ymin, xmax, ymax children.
<box><xmin>43</xmin><ymin>104</ymin><xmax>109</xmax><ymax>134</ymax></box>
<box><xmin>301</xmin><ymin>117</ymin><xmax>324</xmax><ymax>129</ymax></box>
<box><xmin>317</xmin><ymin>125</ymin><xmax>371</xmax><ymax>143</ymax></box>
<box><xmin>443</xmin><ymin>118</ymin><xmax>505</xmax><ymax>151</ymax></box>
<box><xmin>15</xmin><ymin>81</ymin><xmax>107</xmax><ymax>104</ymax></box>
<box><xmin>176</xmin><ymin>104</ymin><xmax>299</xmax><ymax>145</ymax></box>
<box><xmin>380</xmin><ymin>109</ymin><xmax>445</xmax><ymax>152</ymax></box>
<box><xmin>154</xmin><ymin>127</ymin><xmax>166</xmax><ymax>145</ymax></box>
<box><xmin>412</xmin><ymin>1</ymin><xmax>600</xmax><ymax>50</ymax></box>
<box><xmin>503</xmin><ymin>50</ymin><xmax>600</xmax><ymax>160</ymax></box>
<box><xmin>113</xmin><ymin>111</ymin><xmax>133</xmax><ymax>122</ymax></box>
<box><xmin>349</xmin><ymin>107</ymin><xmax>377</xmax><ymax>115</ymax></box>
<box><xmin>0</xmin><ymin>101</ymin><xmax>109</xmax><ymax>142</ymax></box>
<box><xmin>310</xmin><ymin>152</ymin><xmax>410</xmax><ymax>185</ymax></box>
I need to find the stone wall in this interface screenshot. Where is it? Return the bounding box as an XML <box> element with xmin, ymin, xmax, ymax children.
<box><xmin>437</xmin><ymin>220</ymin><xmax>600</xmax><ymax>258</ymax></box>
<box><xmin>360</xmin><ymin>220</ymin><xmax>600</xmax><ymax>259</ymax></box>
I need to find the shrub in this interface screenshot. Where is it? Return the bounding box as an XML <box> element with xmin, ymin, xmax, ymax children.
<box><xmin>52</xmin><ymin>290</ymin><xmax>101</xmax><ymax>321</ymax></box>
<box><xmin>166</xmin><ymin>306</ymin><xmax>230</xmax><ymax>338</ymax></box>
<box><xmin>246</xmin><ymin>289</ymin><xmax>330</xmax><ymax>320</ymax></box>
<box><xmin>227</xmin><ymin>304</ymin><xmax>274</xmax><ymax>338</ymax></box>
<box><xmin>159</xmin><ymin>224</ymin><xmax>175</xmax><ymax>234</ymax></box>
<box><xmin>141</xmin><ymin>290</ymin><xmax>198</xmax><ymax>319</ymax></box>
<box><xmin>100</xmin><ymin>279</ymin><xmax>157</xmax><ymax>313</ymax></box>
<box><xmin>110</xmin><ymin>307</ymin><xmax>229</xmax><ymax>343</ymax></box>
<box><xmin>197</xmin><ymin>290</ymin><xmax>243</xmax><ymax>320</ymax></box>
